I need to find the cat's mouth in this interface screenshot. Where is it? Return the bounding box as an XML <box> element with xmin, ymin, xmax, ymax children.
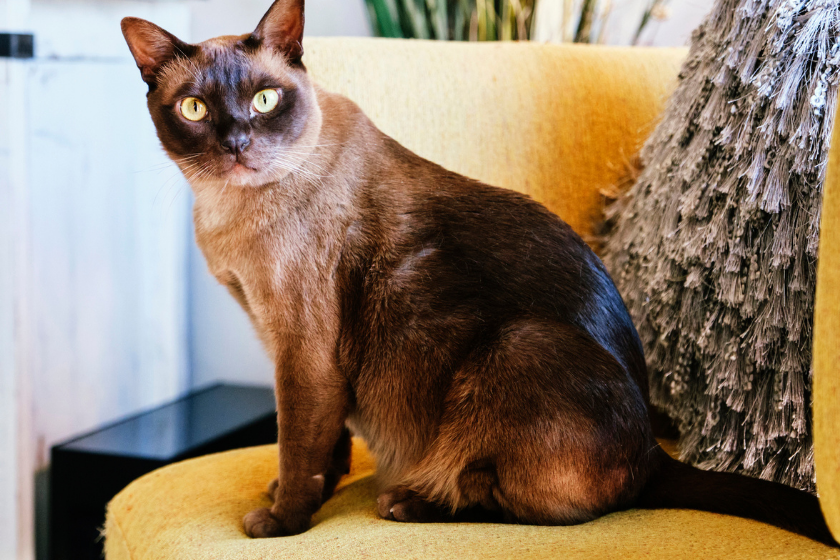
<box><xmin>225</xmin><ymin>160</ymin><xmax>258</xmax><ymax>177</ymax></box>
<box><xmin>231</xmin><ymin>162</ymin><xmax>256</xmax><ymax>173</ymax></box>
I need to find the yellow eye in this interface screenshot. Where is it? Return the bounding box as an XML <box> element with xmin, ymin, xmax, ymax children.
<box><xmin>253</xmin><ymin>89</ymin><xmax>280</xmax><ymax>113</ymax></box>
<box><xmin>180</xmin><ymin>97</ymin><xmax>207</xmax><ymax>122</ymax></box>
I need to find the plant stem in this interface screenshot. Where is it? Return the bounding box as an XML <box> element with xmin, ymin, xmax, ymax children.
<box><xmin>427</xmin><ymin>0</ymin><xmax>449</xmax><ymax>39</ymax></box>
<box><xmin>574</xmin><ymin>0</ymin><xmax>597</xmax><ymax>43</ymax></box>
<box><xmin>633</xmin><ymin>0</ymin><xmax>659</xmax><ymax>45</ymax></box>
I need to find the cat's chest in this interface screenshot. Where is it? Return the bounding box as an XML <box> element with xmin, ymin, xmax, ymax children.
<box><xmin>197</xmin><ymin>222</ymin><xmax>313</xmax><ymax>295</ymax></box>
<box><xmin>195</xmin><ymin>195</ymin><xmax>295</xmax><ymax>270</ymax></box>
<box><xmin>193</xmin><ymin>203</ymin><xmax>342</xmax><ymax>321</ymax></box>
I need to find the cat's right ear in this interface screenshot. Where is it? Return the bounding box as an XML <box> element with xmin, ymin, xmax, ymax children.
<box><xmin>121</xmin><ymin>17</ymin><xmax>193</xmax><ymax>85</ymax></box>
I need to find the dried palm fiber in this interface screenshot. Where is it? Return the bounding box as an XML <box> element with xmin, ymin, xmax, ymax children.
<box><xmin>603</xmin><ymin>0</ymin><xmax>840</xmax><ymax>492</ymax></box>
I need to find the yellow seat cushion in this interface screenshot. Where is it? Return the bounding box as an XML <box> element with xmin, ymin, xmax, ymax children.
<box><xmin>104</xmin><ymin>440</ymin><xmax>836</xmax><ymax>559</ymax></box>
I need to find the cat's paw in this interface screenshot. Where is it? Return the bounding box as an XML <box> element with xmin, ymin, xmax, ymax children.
<box><xmin>243</xmin><ymin>507</ymin><xmax>284</xmax><ymax>538</ymax></box>
<box><xmin>242</xmin><ymin>507</ymin><xmax>312</xmax><ymax>538</ymax></box>
<box><xmin>376</xmin><ymin>488</ymin><xmax>450</xmax><ymax>523</ymax></box>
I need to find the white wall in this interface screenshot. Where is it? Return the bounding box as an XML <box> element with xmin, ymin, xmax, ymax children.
<box><xmin>187</xmin><ymin>0</ymin><xmax>371</xmax><ymax>42</ymax></box>
<box><xmin>22</xmin><ymin>0</ymin><xmax>196</xmax><ymax>455</ymax></box>
<box><xmin>29</xmin><ymin>0</ymin><xmax>191</xmax><ymax>58</ymax></box>
<box><xmin>24</xmin><ymin>57</ymin><xmax>193</xmax><ymax>460</ymax></box>
<box><xmin>532</xmin><ymin>0</ymin><xmax>713</xmax><ymax>46</ymax></box>
<box><xmin>3</xmin><ymin>2</ymin><xmax>194</xmax><ymax>559</ymax></box>
<box><xmin>1</xmin><ymin>55</ymin><xmax>31</xmax><ymax>560</ymax></box>
<box><xmin>0</xmin><ymin>74</ymin><xmax>17</xmax><ymax>555</ymax></box>
<box><xmin>604</xmin><ymin>0</ymin><xmax>713</xmax><ymax>46</ymax></box>
<box><xmin>2</xmin><ymin>3</ymin><xmax>33</xmax><ymax>558</ymax></box>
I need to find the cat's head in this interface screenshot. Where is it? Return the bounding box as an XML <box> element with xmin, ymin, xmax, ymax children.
<box><xmin>121</xmin><ymin>0</ymin><xmax>321</xmax><ymax>189</ymax></box>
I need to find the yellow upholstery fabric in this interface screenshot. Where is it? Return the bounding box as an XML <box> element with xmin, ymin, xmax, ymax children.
<box><xmin>104</xmin><ymin>38</ymin><xmax>840</xmax><ymax>558</ymax></box>
<box><xmin>104</xmin><ymin>441</ymin><xmax>837</xmax><ymax>559</ymax></box>
<box><xmin>815</xmin><ymin>109</ymin><xmax>840</xmax><ymax>541</ymax></box>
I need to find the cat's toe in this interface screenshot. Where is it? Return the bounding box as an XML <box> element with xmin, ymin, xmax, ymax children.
<box><xmin>377</xmin><ymin>488</ymin><xmax>450</xmax><ymax>523</ymax></box>
<box><xmin>376</xmin><ymin>487</ymin><xmax>411</xmax><ymax>519</ymax></box>
<box><xmin>243</xmin><ymin>507</ymin><xmax>283</xmax><ymax>538</ymax></box>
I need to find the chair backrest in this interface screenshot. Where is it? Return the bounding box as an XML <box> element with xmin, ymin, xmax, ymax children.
<box><xmin>303</xmin><ymin>38</ymin><xmax>685</xmax><ymax>242</ymax></box>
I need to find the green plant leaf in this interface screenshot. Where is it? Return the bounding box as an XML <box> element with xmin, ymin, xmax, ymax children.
<box><xmin>365</xmin><ymin>0</ymin><xmax>404</xmax><ymax>37</ymax></box>
<box><xmin>426</xmin><ymin>0</ymin><xmax>450</xmax><ymax>40</ymax></box>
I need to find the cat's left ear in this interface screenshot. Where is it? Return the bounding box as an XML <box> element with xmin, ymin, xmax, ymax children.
<box><xmin>252</xmin><ymin>0</ymin><xmax>305</xmax><ymax>63</ymax></box>
<box><xmin>121</xmin><ymin>17</ymin><xmax>194</xmax><ymax>85</ymax></box>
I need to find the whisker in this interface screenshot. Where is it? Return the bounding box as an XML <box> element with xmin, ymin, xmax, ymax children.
<box><xmin>164</xmin><ymin>183</ymin><xmax>188</xmax><ymax>219</ymax></box>
<box><xmin>267</xmin><ymin>156</ymin><xmax>333</xmax><ymax>183</ymax></box>
<box><xmin>154</xmin><ymin>172</ymin><xmax>187</xmax><ymax>208</ymax></box>
<box><xmin>287</xmin><ymin>142</ymin><xmax>346</xmax><ymax>149</ymax></box>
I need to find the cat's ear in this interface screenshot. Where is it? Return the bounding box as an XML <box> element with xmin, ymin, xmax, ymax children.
<box><xmin>252</xmin><ymin>0</ymin><xmax>305</xmax><ymax>63</ymax></box>
<box><xmin>121</xmin><ymin>17</ymin><xmax>194</xmax><ymax>85</ymax></box>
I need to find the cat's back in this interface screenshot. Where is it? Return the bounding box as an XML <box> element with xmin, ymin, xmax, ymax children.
<box><xmin>372</xmin><ymin>142</ymin><xmax>606</xmax><ymax>314</ymax></box>
<box><xmin>340</xmin><ymin>133</ymin><xmax>637</xmax><ymax>357</ymax></box>
<box><xmin>316</xmin><ymin>85</ymin><xmax>645</xmax><ymax>382</ymax></box>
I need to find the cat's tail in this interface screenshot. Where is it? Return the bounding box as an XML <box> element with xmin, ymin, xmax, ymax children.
<box><xmin>636</xmin><ymin>447</ymin><xmax>838</xmax><ymax>547</ymax></box>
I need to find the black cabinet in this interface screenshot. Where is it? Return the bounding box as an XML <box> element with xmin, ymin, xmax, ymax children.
<box><xmin>49</xmin><ymin>383</ymin><xmax>277</xmax><ymax>560</ymax></box>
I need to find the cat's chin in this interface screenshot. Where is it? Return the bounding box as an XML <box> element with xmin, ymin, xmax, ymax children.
<box><xmin>187</xmin><ymin>165</ymin><xmax>287</xmax><ymax>191</ymax></box>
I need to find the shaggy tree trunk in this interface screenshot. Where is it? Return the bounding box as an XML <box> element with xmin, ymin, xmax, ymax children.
<box><xmin>604</xmin><ymin>0</ymin><xmax>840</xmax><ymax>492</ymax></box>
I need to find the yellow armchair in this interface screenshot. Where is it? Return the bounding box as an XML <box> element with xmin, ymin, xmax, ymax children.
<box><xmin>104</xmin><ymin>38</ymin><xmax>840</xmax><ymax>559</ymax></box>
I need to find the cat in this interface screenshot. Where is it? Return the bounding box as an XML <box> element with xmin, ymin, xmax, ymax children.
<box><xmin>121</xmin><ymin>0</ymin><xmax>837</xmax><ymax>546</ymax></box>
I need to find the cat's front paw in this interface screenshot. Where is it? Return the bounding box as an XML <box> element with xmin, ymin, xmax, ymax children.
<box><xmin>242</xmin><ymin>507</ymin><xmax>310</xmax><ymax>538</ymax></box>
<box><xmin>243</xmin><ymin>508</ymin><xmax>283</xmax><ymax>538</ymax></box>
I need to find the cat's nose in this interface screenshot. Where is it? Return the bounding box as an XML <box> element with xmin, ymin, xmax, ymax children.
<box><xmin>221</xmin><ymin>132</ymin><xmax>251</xmax><ymax>155</ymax></box>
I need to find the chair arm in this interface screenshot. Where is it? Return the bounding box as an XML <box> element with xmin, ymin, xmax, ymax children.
<box><xmin>815</xmin><ymin>118</ymin><xmax>840</xmax><ymax>541</ymax></box>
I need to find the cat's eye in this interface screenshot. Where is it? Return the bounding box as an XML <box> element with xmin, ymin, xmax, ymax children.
<box><xmin>180</xmin><ymin>97</ymin><xmax>208</xmax><ymax>122</ymax></box>
<box><xmin>253</xmin><ymin>89</ymin><xmax>280</xmax><ymax>114</ymax></box>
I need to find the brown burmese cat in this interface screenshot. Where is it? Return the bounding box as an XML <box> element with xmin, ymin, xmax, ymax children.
<box><xmin>121</xmin><ymin>0</ymin><xmax>836</xmax><ymax>546</ymax></box>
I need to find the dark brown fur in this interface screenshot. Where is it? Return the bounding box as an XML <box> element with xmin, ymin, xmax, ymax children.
<box><xmin>121</xmin><ymin>0</ymin><xmax>837</xmax><ymax>547</ymax></box>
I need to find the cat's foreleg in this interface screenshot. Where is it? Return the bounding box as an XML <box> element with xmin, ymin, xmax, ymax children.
<box><xmin>264</xmin><ymin>426</ymin><xmax>352</xmax><ymax>505</ymax></box>
<box><xmin>243</xmin><ymin>362</ymin><xmax>351</xmax><ymax>538</ymax></box>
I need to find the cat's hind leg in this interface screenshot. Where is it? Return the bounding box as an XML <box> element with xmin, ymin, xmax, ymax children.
<box><xmin>391</xmin><ymin>320</ymin><xmax>652</xmax><ymax>527</ymax></box>
<box><xmin>464</xmin><ymin>322</ymin><xmax>653</xmax><ymax>526</ymax></box>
